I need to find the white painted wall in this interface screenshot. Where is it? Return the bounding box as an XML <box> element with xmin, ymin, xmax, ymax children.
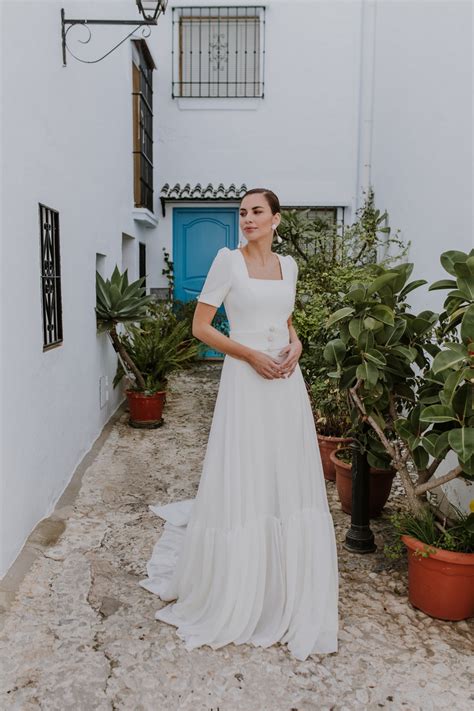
<box><xmin>0</xmin><ymin>1</ymin><xmax>162</xmax><ymax>577</ymax></box>
<box><xmin>370</xmin><ymin>0</ymin><xmax>472</xmax><ymax>313</ymax></box>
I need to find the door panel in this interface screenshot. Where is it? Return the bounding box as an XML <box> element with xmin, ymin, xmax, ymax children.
<box><xmin>173</xmin><ymin>208</ymin><xmax>239</xmax><ymax>358</ymax></box>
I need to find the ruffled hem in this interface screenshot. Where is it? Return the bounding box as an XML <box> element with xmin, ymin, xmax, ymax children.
<box><xmin>139</xmin><ymin>498</ymin><xmax>339</xmax><ymax>661</ymax></box>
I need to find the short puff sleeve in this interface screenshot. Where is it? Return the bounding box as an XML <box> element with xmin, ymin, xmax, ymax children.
<box><xmin>197</xmin><ymin>247</ymin><xmax>233</xmax><ymax>307</ymax></box>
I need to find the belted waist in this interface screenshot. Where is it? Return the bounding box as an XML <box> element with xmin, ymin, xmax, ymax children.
<box><xmin>229</xmin><ymin>325</ymin><xmax>290</xmax><ymax>352</ymax></box>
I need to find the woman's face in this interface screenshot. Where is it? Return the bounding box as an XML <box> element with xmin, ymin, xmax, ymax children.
<box><xmin>239</xmin><ymin>194</ymin><xmax>280</xmax><ymax>242</ymax></box>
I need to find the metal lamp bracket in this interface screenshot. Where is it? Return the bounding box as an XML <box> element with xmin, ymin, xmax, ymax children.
<box><xmin>61</xmin><ymin>8</ymin><xmax>157</xmax><ymax>66</ymax></box>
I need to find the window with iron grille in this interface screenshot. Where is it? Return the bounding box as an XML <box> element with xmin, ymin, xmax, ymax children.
<box><xmin>172</xmin><ymin>6</ymin><xmax>265</xmax><ymax>98</ymax></box>
<box><xmin>132</xmin><ymin>40</ymin><xmax>155</xmax><ymax>212</ymax></box>
<box><xmin>39</xmin><ymin>204</ymin><xmax>63</xmax><ymax>349</ymax></box>
<box><xmin>139</xmin><ymin>242</ymin><xmax>147</xmax><ymax>289</ymax></box>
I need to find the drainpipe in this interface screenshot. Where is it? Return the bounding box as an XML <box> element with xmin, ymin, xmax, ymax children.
<box><xmin>355</xmin><ymin>0</ymin><xmax>377</xmax><ymax>213</ymax></box>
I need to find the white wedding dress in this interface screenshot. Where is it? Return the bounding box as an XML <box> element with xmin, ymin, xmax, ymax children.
<box><xmin>139</xmin><ymin>246</ymin><xmax>339</xmax><ymax>660</ymax></box>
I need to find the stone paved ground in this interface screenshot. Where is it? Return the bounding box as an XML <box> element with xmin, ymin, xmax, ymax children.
<box><xmin>0</xmin><ymin>363</ymin><xmax>472</xmax><ymax>711</ymax></box>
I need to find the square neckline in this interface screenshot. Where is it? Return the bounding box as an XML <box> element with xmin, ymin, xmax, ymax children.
<box><xmin>236</xmin><ymin>247</ymin><xmax>285</xmax><ymax>282</ymax></box>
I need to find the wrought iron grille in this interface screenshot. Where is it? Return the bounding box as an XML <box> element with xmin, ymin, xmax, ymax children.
<box><xmin>132</xmin><ymin>40</ymin><xmax>154</xmax><ymax>211</ymax></box>
<box><xmin>39</xmin><ymin>204</ymin><xmax>63</xmax><ymax>349</ymax></box>
<box><xmin>172</xmin><ymin>6</ymin><xmax>265</xmax><ymax>98</ymax></box>
<box><xmin>139</xmin><ymin>242</ymin><xmax>147</xmax><ymax>289</ymax></box>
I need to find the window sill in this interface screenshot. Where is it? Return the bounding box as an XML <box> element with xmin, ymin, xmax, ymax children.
<box><xmin>175</xmin><ymin>97</ymin><xmax>262</xmax><ymax>111</ymax></box>
<box><xmin>133</xmin><ymin>207</ymin><xmax>158</xmax><ymax>228</ymax></box>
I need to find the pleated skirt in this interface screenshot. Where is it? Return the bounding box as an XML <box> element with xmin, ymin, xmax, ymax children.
<box><xmin>139</xmin><ymin>346</ymin><xmax>339</xmax><ymax>661</ymax></box>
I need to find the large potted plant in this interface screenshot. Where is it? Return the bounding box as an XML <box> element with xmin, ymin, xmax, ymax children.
<box><xmin>96</xmin><ymin>267</ymin><xmax>199</xmax><ymax>427</ymax></box>
<box><xmin>113</xmin><ymin>301</ymin><xmax>199</xmax><ymax>427</ymax></box>
<box><xmin>325</xmin><ymin>249</ymin><xmax>474</xmax><ymax>620</ymax></box>
<box><xmin>308</xmin><ymin>374</ymin><xmax>353</xmax><ymax>481</ymax></box>
<box><xmin>283</xmin><ymin>189</ymin><xmax>408</xmax><ymax>479</ymax></box>
<box><xmin>329</xmin><ymin>441</ymin><xmax>396</xmax><ymax>517</ymax></box>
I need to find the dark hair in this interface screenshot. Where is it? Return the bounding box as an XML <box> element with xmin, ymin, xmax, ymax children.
<box><xmin>241</xmin><ymin>188</ymin><xmax>281</xmax><ymax>215</ymax></box>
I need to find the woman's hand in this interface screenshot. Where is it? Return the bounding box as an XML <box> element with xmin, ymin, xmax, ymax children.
<box><xmin>277</xmin><ymin>340</ymin><xmax>303</xmax><ymax>378</ymax></box>
<box><xmin>246</xmin><ymin>350</ymin><xmax>286</xmax><ymax>380</ymax></box>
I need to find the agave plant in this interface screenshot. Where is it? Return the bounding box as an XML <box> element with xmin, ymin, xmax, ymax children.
<box><xmin>112</xmin><ymin>303</ymin><xmax>199</xmax><ymax>394</ymax></box>
<box><xmin>324</xmin><ymin>249</ymin><xmax>474</xmax><ymax>529</ymax></box>
<box><xmin>96</xmin><ymin>266</ymin><xmax>155</xmax><ymax>390</ymax></box>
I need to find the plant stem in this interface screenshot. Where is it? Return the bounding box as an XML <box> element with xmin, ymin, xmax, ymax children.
<box><xmin>109</xmin><ymin>326</ymin><xmax>146</xmax><ymax>391</ymax></box>
<box><xmin>414</xmin><ymin>466</ymin><xmax>463</xmax><ymax>496</ymax></box>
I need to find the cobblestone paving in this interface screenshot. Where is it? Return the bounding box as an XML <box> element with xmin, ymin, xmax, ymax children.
<box><xmin>0</xmin><ymin>363</ymin><xmax>472</xmax><ymax>710</ymax></box>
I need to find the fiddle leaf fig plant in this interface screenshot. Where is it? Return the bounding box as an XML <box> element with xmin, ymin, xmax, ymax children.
<box><xmin>325</xmin><ymin>249</ymin><xmax>474</xmax><ymax>527</ymax></box>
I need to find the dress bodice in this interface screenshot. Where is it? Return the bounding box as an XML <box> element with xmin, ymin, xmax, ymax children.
<box><xmin>196</xmin><ymin>247</ymin><xmax>298</xmax><ymax>350</ymax></box>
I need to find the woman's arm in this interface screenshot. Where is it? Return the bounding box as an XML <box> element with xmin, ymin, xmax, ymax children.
<box><xmin>287</xmin><ymin>315</ymin><xmax>302</xmax><ymax>348</ymax></box>
<box><xmin>192</xmin><ymin>303</ymin><xmax>252</xmax><ymax>362</ymax></box>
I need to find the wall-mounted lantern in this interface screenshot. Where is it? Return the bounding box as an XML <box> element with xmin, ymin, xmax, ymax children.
<box><xmin>61</xmin><ymin>1</ymin><xmax>168</xmax><ymax>66</ymax></box>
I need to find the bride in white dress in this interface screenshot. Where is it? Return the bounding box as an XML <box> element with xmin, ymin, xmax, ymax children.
<box><xmin>139</xmin><ymin>188</ymin><xmax>339</xmax><ymax>661</ymax></box>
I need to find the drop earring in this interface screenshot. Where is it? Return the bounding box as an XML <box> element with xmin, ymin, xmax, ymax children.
<box><xmin>272</xmin><ymin>224</ymin><xmax>283</xmax><ymax>244</ymax></box>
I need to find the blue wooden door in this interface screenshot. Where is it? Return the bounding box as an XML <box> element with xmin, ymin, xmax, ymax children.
<box><xmin>173</xmin><ymin>208</ymin><xmax>239</xmax><ymax>359</ymax></box>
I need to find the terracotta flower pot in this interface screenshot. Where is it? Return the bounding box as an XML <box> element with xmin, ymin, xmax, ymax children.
<box><xmin>317</xmin><ymin>434</ymin><xmax>354</xmax><ymax>481</ymax></box>
<box><xmin>329</xmin><ymin>448</ymin><xmax>396</xmax><ymax>518</ymax></box>
<box><xmin>125</xmin><ymin>389</ymin><xmax>166</xmax><ymax>428</ymax></box>
<box><xmin>401</xmin><ymin>534</ymin><xmax>474</xmax><ymax>621</ymax></box>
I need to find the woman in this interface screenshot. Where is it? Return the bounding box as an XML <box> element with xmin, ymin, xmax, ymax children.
<box><xmin>139</xmin><ymin>188</ymin><xmax>339</xmax><ymax>661</ymax></box>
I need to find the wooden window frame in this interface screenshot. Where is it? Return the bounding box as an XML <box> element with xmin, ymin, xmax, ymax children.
<box><xmin>132</xmin><ymin>40</ymin><xmax>155</xmax><ymax>211</ymax></box>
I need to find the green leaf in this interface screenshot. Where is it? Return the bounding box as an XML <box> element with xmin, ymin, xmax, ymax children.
<box><xmin>346</xmin><ymin>286</ymin><xmax>367</xmax><ymax>303</ymax></box>
<box><xmin>461</xmin><ymin>304</ymin><xmax>474</xmax><ymax>345</ymax></box>
<box><xmin>419</xmin><ymin>405</ymin><xmax>458</xmax><ymax>423</ymax></box>
<box><xmin>390</xmin><ymin>263</ymin><xmax>414</xmax><ymax>292</ymax></box>
<box><xmin>441</xmin><ymin>368</ymin><xmax>470</xmax><ymax>407</ymax></box>
<box><xmin>394</xmin><ymin>418</ymin><xmax>415</xmax><ymax>442</ymax></box>
<box><xmin>339</xmin><ymin>366</ymin><xmax>358</xmax><ymax>389</ymax></box>
<box><xmin>409</xmin><ymin>404</ymin><xmax>422</xmax><ymax>433</ymax></box>
<box><xmin>421</xmin><ymin>432</ymin><xmax>438</xmax><ymax>457</ymax></box>
<box><xmin>364</xmin><ymin>316</ymin><xmax>384</xmax><ymax>331</ymax></box>
<box><xmin>364</xmin><ymin>348</ymin><xmax>387</xmax><ymax>367</ymax></box>
<box><xmin>411</xmin><ymin>314</ymin><xmax>438</xmax><ymax>336</ymax></box>
<box><xmin>383</xmin><ymin>319</ymin><xmax>407</xmax><ymax>347</ymax></box>
<box><xmin>356</xmin><ymin>361</ymin><xmax>380</xmax><ymax>387</ymax></box>
<box><xmin>349</xmin><ymin>318</ymin><xmax>364</xmax><ymax>339</ymax></box>
<box><xmin>434</xmin><ymin>430</ymin><xmax>451</xmax><ymax>458</ymax></box>
<box><xmin>399</xmin><ymin>279</ymin><xmax>428</xmax><ymax>298</ymax></box>
<box><xmin>370</xmin><ymin>304</ymin><xmax>395</xmax><ymax>326</ymax></box>
<box><xmin>323</xmin><ymin>339</ymin><xmax>346</xmax><ymax>365</ymax></box>
<box><xmin>445</xmin><ymin>341</ymin><xmax>468</xmax><ymax>354</ymax></box>
<box><xmin>432</xmin><ymin>347</ymin><xmax>468</xmax><ymax>374</ymax></box>
<box><xmin>448</xmin><ymin>428</ymin><xmax>474</xmax><ymax>461</ymax></box>
<box><xmin>453</xmin><ymin>257</ymin><xmax>474</xmax><ymax>278</ymax></box>
<box><xmin>456</xmin><ymin>278</ymin><xmax>474</xmax><ymax>301</ymax></box>
<box><xmin>429</xmin><ymin>279</ymin><xmax>457</xmax><ymax>291</ymax></box>
<box><xmin>357</xmin><ymin>330</ymin><xmax>374</xmax><ymax>351</ymax></box>
<box><xmin>392</xmin><ymin>345</ymin><xmax>418</xmax><ymax>362</ymax></box>
<box><xmin>440</xmin><ymin>250</ymin><xmax>468</xmax><ymax>276</ymax></box>
<box><xmin>412</xmin><ymin>446</ymin><xmax>429</xmax><ymax>470</ymax></box>
<box><xmin>326</xmin><ymin>307</ymin><xmax>355</xmax><ymax>328</ymax></box>
<box><xmin>366</xmin><ymin>272</ymin><xmax>399</xmax><ymax>295</ymax></box>
<box><xmin>452</xmin><ymin>383</ymin><xmax>472</xmax><ymax>421</ymax></box>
